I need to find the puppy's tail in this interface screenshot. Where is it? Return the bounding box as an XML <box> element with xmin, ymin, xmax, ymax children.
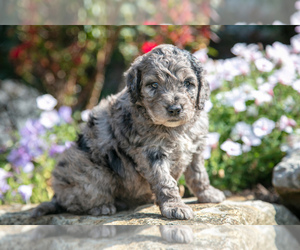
<box><xmin>30</xmin><ymin>195</ymin><xmax>65</xmax><ymax>218</ymax></box>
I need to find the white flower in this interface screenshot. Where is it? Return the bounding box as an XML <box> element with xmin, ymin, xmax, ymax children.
<box><xmin>279</xmin><ymin>115</ymin><xmax>297</xmax><ymax>134</ymax></box>
<box><xmin>220</xmin><ymin>141</ymin><xmax>242</xmax><ymax>156</ymax></box>
<box><xmin>292</xmin><ymin>79</ymin><xmax>300</xmax><ymax>93</ymax></box>
<box><xmin>291</xmin><ymin>11</ymin><xmax>300</xmax><ymax>25</ymax></box>
<box><xmin>232</xmin><ymin>43</ymin><xmax>262</xmax><ymax>62</ymax></box>
<box><xmin>193</xmin><ymin>48</ymin><xmax>208</xmax><ymax>63</ymax></box>
<box><xmin>231</xmin><ymin>43</ymin><xmax>247</xmax><ymax>56</ymax></box>
<box><xmin>207</xmin><ymin>132</ymin><xmax>220</xmax><ymax>148</ymax></box>
<box><xmin>40</xmin><ymin>110</ymin><xmax>60</xmax><ymax>128</ymax></box>
<box><xmin>283</xmin><ymin>96</ymin><xmax>296</xmax><ymax>112</ymax></box>
<box><xmin>291</xmin><ymin>34</ymin><xmax>300</xmax><ymax>53</ymax></box>
<box><xmin>253</xmin><ymin>117</ymin><xmax>276</xmax><ymax>138</ymax></box>
<box><xmin>266</xmin><ymin>42</ymin><xmax>290</xmax><ymax>64</ymax></box>
<box><xmin>204</xmin><ymin>99</ymin><xmax>213</xmax><ymax>113</ymax></box>
<box><xmin>23</xmin><ymin>162</ymin><xmax>34</xmax><ymax>173</ymax></box>
<box><xmin>216</xmin><ymin>85</ymin><xmax>254</xmax><ymax>113</ymax></box>
<box><xmin>206</xmin><ymin>75</ymin><xmax>222</xmax><ymax>91</ymax></box>
<box><xmin>81</xmin><ymin>109</ymin><xmax>91</xmax><ymax>122</ymax></box>
<box><xmin>253</xmin><ymin>90</ymin><xmax>273</xmax><ymax>106</ymax></box>
<box><xmin>242</xmin><ymin>134</ymin><xmax>261</xmax><ymax>147</ymax></box>
<box><xmin>36</xmin><ymin>94</ymin><xmax>57</xmax><ymax>111</ymax></box>
<box><xmin>233</xmin><ymin>99</ymin><xmax>246</xmax><ymax>112</ymax></box>
<box><xmin>258</xmin><ymin>82</ymin><xmax>275</xmax><ymax>95</ymax></box>
<box><xmin>254</xmin><ymin>58</ymin><xmax>274</xmax><ymax>72</ymax></box>
<box><xmin>203</xmin><ymin>146</ymin><xmax>211</xmax><ymax>159</ymax></box>
<box><xmin>247</xmin><ymin>105</ymin><xmax>258</xmax><ymax>117</ymax></box>
<box><xmin>242</xmin><ymin>144</ymin><xmax>251</xmax><ymax>152</ymax></box>
<box><xmin>274</xmin><ymin>65</ymin><xmax>296</xmax><ymax>86</ymax></box>
<box><xmin>231</xmin><ymin>122</ymin><xmax>252</xmax><ymax>141</ymax></box>
<box><xmin>18</xmin><ymin>185</ymin><xmax>33</xmax><ymax>203</ymax></box>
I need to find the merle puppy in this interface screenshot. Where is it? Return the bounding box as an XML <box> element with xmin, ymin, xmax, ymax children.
<box><xmin>32</xmin><ymin>44</ymin><xmax>225</xmax><ymax>220</ymax></box>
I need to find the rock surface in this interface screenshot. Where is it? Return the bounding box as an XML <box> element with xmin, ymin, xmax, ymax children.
<box><xmin>0</xmin><ymin>224</ymin><xmax>300</xmax><ymax>249</ymax></box>
<box><xmin>272</xmin><ymin>148</ymin><xmax>300</xmax><ymax>215</ymax></box>
<box><xmin>0</xmin><ymin>198</ymin><xmax>299</xmax><ymax>226</ymax></box>
<box><xmin>0</xmin><ymin>79</ymin><xmax>40</xmax><ymax>147</ymax></box>
<box><xmin>1</xmin><ymin>198</ymin><xmax>299</xmax><ymax>249</ymax></box>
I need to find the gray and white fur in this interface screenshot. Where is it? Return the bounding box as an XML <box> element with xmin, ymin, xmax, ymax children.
<box><xmin>32</xmin><ymin>44</ymin><xmax>225</xmax><ymax>220</ymax></box>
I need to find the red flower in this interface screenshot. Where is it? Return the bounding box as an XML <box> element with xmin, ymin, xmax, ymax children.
<box><xmin>143</xmin><ymin>21</ymin><xmax>158</xmax><ymax>25</ymax></box>
<box><xmin>9</xmin><ymin>42</ymin><xmax>32</xmax><ymax>60</ymax></box>
<box><xmin>141</xmin><ymin>41</ymin><xmax>158</xmax><ymax>54</ymax></box>
<box><xmin>9</xmin><ymin>47</ymin><xmax>23</xmax><ymax>60</ymax></box>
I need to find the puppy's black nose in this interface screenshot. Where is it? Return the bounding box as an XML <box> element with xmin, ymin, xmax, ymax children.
<box><xmin>167</xmin><ymin>105</ymin><xmax>182</xmax><ymax>116</ymax></box>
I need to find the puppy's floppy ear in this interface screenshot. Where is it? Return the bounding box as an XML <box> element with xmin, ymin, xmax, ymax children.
<box><xmin>183</xmin><ymin>50</ymin><xmax>210</xmax><ymax>110</ymax></box>
<box><xmin>124</xmin><ymin>56</ymin><xmax>143</xmax><ymax>104</ymax></box>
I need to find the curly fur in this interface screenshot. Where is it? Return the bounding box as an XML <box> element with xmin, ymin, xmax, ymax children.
<box><xmin>32</xmin><ymin>44</ymin><xmax>225</xmax><ymax>220</ymax></box>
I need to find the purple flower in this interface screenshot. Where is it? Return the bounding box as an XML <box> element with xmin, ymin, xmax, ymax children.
<box><xmin>18</xmin><ymin>185</ymin><xmax>33</xmax><ymax>203</ymax></box>
<box><xmin>36</xmin><ymin>94</ymin><xmax>57</xmax><ymax>111</ymax></box>
<box><xmin>220</xmin><ymin>141</ymin><xmax>242</xmax><ymax>156</ymax></box>
<box><xmin>0</xmin><ymin>169</ymin><xmax>12</xmax><ymax>195</ymax></box>
<box><xmin>49</xmin><ymin>144</ymin><xmax>67</xmax><ymax>157</ymax></box>
<box><xmin>58</xmin><ymin>106</ymin><xmax>73</xmax><ymax>123</ymax></box>
<box><xmin>22</xmin><ymin>138</ymin><xmax>46</xmax><ymax>158</ymax></box>
<box><xmin>20</xmin><ymin>119</ymin><xmax>45</xmax><ymax>139</ymax></box>
<box><xmin>64</xmin><ymin>141</ymin><xmax>74</xmax><ymax>149</ymax></box>
<box><xmin>253</xmin><ymin>118</ymin><xmax>276</xmax><ymax>138</ymax></box>
<box><xmin>0</xmin><ymin>169</ymin><xmax>12</xmax><ymax>180</ymax></box>
<box><xmin>7</xmin><ymin>147</ymin><xmax>31</xmax><ymax>168</ymax></box>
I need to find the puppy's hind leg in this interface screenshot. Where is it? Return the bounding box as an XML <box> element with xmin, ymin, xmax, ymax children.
<box><xmin>184</xmin><ymin>153</ymin><xmax>225</xmax><ymax>203</ymax></box>
<box><xmin>31</xmin><ymin>195</ymin><xmax>65</xmax><ymax>218</ymax></box>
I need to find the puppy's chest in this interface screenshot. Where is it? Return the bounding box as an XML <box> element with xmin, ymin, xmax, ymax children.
<box><xmin>164</xmin><ymin>133</ymin><xmax>197</xmax><ymax>165</ymax></box>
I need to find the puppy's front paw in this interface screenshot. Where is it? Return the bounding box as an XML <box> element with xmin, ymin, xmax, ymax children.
<box><xmin>197</xmin><ymin>186</ymin><xmax>225</xmax><ymax>203</ymax></box>
<box><xmin>89</xmin><ymin>204</ymin><xmax>117</xmax><ymax>216</ymax></box>
<box><xmin>160</xmin><ymin>225</ymin><xmax>194</xmax><ymax>243</ymax></box>
<box><xmin>160</xmin><ymin>202</ymin><xmax>194</xmax><ymax>220</ymax></box>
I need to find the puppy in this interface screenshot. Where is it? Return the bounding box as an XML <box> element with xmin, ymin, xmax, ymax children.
<box><xmin>32</xmin><ymin>44</ymin><xmax>225</xmax><ymax>220</ymax></box>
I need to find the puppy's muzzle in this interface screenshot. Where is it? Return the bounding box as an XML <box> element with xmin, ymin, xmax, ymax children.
<box><xmin>167</xmin><ymin>104</ymin><xmax>182</xmax><ymax>116</ymax></box>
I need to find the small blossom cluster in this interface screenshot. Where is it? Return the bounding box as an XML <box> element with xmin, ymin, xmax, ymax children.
<box><xmin>3</xmin><ymin>94</ymin><xmax>76</xmax><ymax>202</ymax></box>
<box><xmin>193</xmin><ymin>33</ymin><xmax>299</xmax><ymax>158</ymax></box>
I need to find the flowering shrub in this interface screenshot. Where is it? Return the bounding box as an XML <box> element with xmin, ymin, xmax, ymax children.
<box><xmin>4</xmin><ymin>25</ymin><xmax>210</xmax><ymax>110</ymax></box>
<box><xmin>195</xmin><ymin>31</ymin><xmax>300</xmax><ymax>191</ymax></box>
<box><xmin>1</xmin><ymin>30</ymin><xmax>300</xmax><ymax>204</ymax></box>
<box><xmin>0</xmin><ymin>94</ymin><xmax>78</xmax><ymax>204</ymax></box>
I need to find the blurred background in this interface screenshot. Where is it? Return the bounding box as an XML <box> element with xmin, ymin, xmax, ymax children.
<box><xmin>1</xmin><ymin>25</ymin><xmax>300</xmax><ymax>205</ymax></box>
<box><xmin>0</xmin><ymin>0</ymin><xmax>299</xmax><ymax>25</ymax></box>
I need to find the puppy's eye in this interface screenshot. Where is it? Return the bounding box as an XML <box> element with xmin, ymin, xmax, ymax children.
<box><xmin>184</xmin><ymin>80</ymin><xmax>191</xmax><ymax>87</ymax></box>
<box><xmin>151</xmin><ymin>82</ymin><xmax>159</xmax><ymax>89</ymax></box>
